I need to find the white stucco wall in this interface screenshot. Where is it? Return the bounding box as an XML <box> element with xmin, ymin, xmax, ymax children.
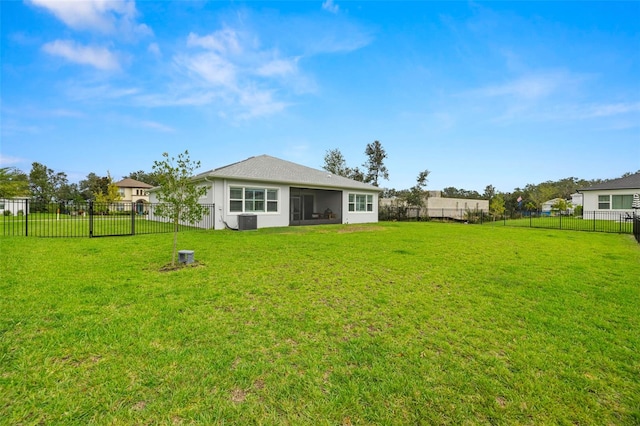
<box><xmin>151</xmin><ymin>179</ymin><xmax>379</xmax><ymax>230</ymax></box>
<box><xmin>582</xmin><ymin>189</ymin><xmax>639</xmax><ymax>213</ymax></box>
<box><xmin>342</xmin><ymin>190</ymin><xmax>379</xmax><ymax>225</ymax></box>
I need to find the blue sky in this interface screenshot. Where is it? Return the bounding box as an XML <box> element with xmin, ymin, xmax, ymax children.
<box><xmin>2</xmin><ymin>1</ymin><xmax>639</xmax><ymax>192</ymax></box>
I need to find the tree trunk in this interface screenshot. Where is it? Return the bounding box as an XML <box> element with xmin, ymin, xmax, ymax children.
<box><xmin>172</xmin><ymin>218</ymin><xmax>179</xmax><ymax>266</ymax></box>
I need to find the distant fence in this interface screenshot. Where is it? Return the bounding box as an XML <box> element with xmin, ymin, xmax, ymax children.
<box><xmin>0</xmin><ymin>200</ymin><xmax>215</xmax><ymax>237</ymax></box>
<box><xmin>379</xmin><ymin>206</ymin><xmax>637</xmax><ymax>236</ymax></box>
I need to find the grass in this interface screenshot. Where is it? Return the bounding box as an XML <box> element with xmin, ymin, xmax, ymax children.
<box><xmin>1</xmin><ymin>222</ymin><xmax>639</xmax><ymax>424</ymax></box>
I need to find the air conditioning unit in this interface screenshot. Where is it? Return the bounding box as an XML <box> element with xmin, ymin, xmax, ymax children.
<box><xmin>238</xmin><ymin>214</ymin><xmax>257</xmax><ymax>231</ymax></box>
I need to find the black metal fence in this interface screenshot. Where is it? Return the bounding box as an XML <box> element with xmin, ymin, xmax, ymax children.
<box><xmin>379</xmin><ymin>206</ymin><xmax>637</xmax><ymax>236</ymax></box>
<box><xmin>0</xmin><ymin>200</ymin><xmax>215</xmax><ymax>237</ymax></box>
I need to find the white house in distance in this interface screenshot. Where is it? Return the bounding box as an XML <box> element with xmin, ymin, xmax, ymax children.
<box><xmin>0</xmin><ymin>197</ymin><xmax>29</xmax><ymax>216</ymax></box>
<box><xmin>150</xmin><ymin>155</ymin><xmax>380</xmax><ymax>230</ymax></box>
<box><xmin>579</xmin><ymin>172</ymin><xmax>640</xmax><ymax>217</ymax></box>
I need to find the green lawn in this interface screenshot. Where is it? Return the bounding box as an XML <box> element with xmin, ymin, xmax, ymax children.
<box><xmin>1</xmin><ymin>223</ymin><xmax>639</xmax><ymax>425</ymax></box>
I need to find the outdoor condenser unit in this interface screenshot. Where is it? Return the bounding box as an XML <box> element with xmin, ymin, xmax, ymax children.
<box><xmin>238</xmin><ymin>214</ymin><xmax>257</xmax><ymax>231</ymax></box>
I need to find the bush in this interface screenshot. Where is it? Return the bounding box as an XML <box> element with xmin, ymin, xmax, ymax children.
<box><xmin>17</xmin><ymin>210</ymin><xmax>24</xmax><ymax>216</ymax></box>
<box><xmin>574</xmin><ymin>205</ymin><xmax>583</xmax><ymax>217</ymax></box>
<box><xmin>3</xmin><ymin>210</ymin><xmax>13</xmax><ymax>216</ymax></box>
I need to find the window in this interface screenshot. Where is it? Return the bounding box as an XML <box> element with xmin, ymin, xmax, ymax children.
<box><xmin>348</xmin><ymin>193</ymin><xmax>373</xmax><ymax>212</ymax></box>
<box><xmin>229</xmin><ymin>186</ymin><xmax>278</xmax><ymax>213</ymax></box>
<box><xmin>612</xmin><ymin>194</ymin><xmax>633</xmax><ymax>210</ymax></box>
<box><xmin>118</xmin><ymin>188</ymin><xmax>125</xmax><ymax>197</ymax></box>
<box><xmin>598</xmin><ymin>195</ymin><xmax>610</xmax><ymax>210</ymax></box>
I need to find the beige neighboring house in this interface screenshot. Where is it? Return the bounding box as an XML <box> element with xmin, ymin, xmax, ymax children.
<box><xmin>380</xmin><ymin>191</ymin><xmax>488</xmax><ymax>220</ymax></box>
<box><xmin>114</xmin><ymin>178</ymin><xmax>153</xmax><ymax>213</ymax></box>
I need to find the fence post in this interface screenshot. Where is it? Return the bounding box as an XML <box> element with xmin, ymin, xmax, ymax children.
<box><xmin>131</xmin><ymin>203</ymin><xmax>136</xmax><ymax>235</ymax></box>
<box><xmin>25</xmin><ymin>199</ymin><xmax>29</xmax><ymax>237</ymax></box>
<box><xmin>593</xmin><ymin>211</ymin><xmax>596</xmax><ymax>232</ymax></box>
<box><xmin>89</xmin><ymin>201</ymin><xmax>94</xmax><ymax>238</ymax></box>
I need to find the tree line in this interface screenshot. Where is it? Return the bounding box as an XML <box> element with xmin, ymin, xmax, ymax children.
<box><xmin>2</xmin><ymin>146</ymin><xmax>637</xmax><ymax>216</ymax></box>
<box><xmin>322</xmin><ymin>141</ymin><xmax>638</xmax><ymax>214</ymax></box>
<box><xmin>0</xmin><ymin>164</ymin><xmax>161</xmax><ymax>207</ymax></box>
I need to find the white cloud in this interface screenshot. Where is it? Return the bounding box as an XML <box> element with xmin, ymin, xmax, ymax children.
<box><xmin>42</xmin><ymin>39</ymin><xmax>121</xmax><ymax>70</ymax></box>
<box><xmin>148</xmin><ymin>42</ymin><xmax>161</xmax><ymax>57</ymax></box>
<box><xmin>237</xmin><ymin>85</ymin><xmax>288</xmax><ymax>119</ymax></box>
<box><xmin>0</xmin><ymin>154</ymin><xmax>27</xmax><ymax>166</ymax></box>
<box><xmin>322</xmin><ymin>0</ymin><xmax>340</xmax><ymax>14</ymax></box>
<box><xmin>187</xmin><ymin>29</ymin><xmax>243</xmax><ymax>55</ymax></box>
<box><xmin>256</xmin><ymin>58</ymin><xmax>298</xmax><ymax>77</ymax></box>
<box><xmin>584</xmin><ymin>102</ymin><xmax>640</xmax><ymax>118</ymax></box>
<box><xmin>139</xmin><ymin>120</ymin><xmax>175</xmax><ymax>133</ymax></box>
<box><xmin>473</xmin><ymin>73</ymin><xmax>566</xmax><ymax>100</ymax></box>
<box><xmin>28</xmin><ymin>0</ymin><xmax>151</xmax><ymax>37</ymax></box>
<box><xmin>176</xmin><ymin>52</ymin><xmax>237</xmax><ymax>87</ymax></box>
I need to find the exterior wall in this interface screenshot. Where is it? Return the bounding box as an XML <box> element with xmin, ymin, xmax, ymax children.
<box><xmin>342</xmin><ymin>190</ymin><xmax>379</xmax><ymax>225</ymax></box>
<box><xmin>151</xmin><ymin>179</ymin><xmax>379</xmax><ymax>230</ymax></box>
<box><xmin>582</xmin><ymin>189</ymin><xmax>640</xmax><ymax>213</ymax></box>
<box><xmin>118</xmin><ymin>186</ymin><xmax>150</xmax><ymax>203</ymax></box>
<box><xmin>210</xmin><ymin>179</ymin><xmax>290</xmax><ymax>230</ymax></box>
<box><xmin>425</xmin><ymin>196</ymin><xmax>488</xmax><ymax>211</ymax></box>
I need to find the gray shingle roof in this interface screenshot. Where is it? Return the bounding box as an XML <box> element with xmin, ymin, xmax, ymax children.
<box><xmin>196</xmin><ymin>155</ymin><xmax>380</xmax><ymax>191</ymax></box>
<box><xmin>579</xmin><ymin>172</ymin><xmax>640</xmax><ymax>191</ymax></box>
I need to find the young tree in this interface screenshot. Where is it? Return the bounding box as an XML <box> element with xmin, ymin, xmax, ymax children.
<box><xmin>362</xmin><ymin>140</ymin><xmax>389</xmax><ymax>187</ymax></box>
<box><xmin>0</xmin><ymin>167</ymin><xmax>29</xmax><ymax>198</ymax></box>
<box><xmin>489</xmin><ymin>193</ymin><xmax>506</xmax><ymax>219</ymax></box>
<box><xmin>404</xmin><ymin>170</ymin><xmax>430</xmax><ymax>209</ymax></box>
<box><xmin>93</xmin><ymin>172</ymin><xmax>122</xmax><ymax>213</ymax></box>
<box><xmin>152</xmin><ymin>151</ymin><xmax>208</xmax><ymax>267</ymax></box>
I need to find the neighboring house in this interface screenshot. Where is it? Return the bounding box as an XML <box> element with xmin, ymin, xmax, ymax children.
<box><xmin>150</xmin><ymin>155</ymin><xmax>380</xmax><ymax>230</ymax></box>
<box><xmin>0</xmin><ymin>197</ymin><xmax>29</xmax><ymax>216</ymax></box>
<box><xmin>541</xmin><ymin>198</ymin><xmax>572</xmax><ymax>215</ymax></box>
<box><xmin>114</xmin><ymin>178</ymin><xmax>153</xmax><ymax>203</ymax></box>
<box><xmin>424</xmin><ymin>191</ymin><xmax>489</xmax><ymax>217</ymax></box>
<box><xmin>380</xmin><ymin>191</ymin><xmax>488</xmax><ymax>220</ymax></box>
<box><xmin>571</xmin><ymin>193</ymin><xmax>583</xmax><ymax>208</ymax></box>
<box><xmin>579</xmin><ymin>172</ymin><xmax>640</xmax><ymax>217</ymax></box>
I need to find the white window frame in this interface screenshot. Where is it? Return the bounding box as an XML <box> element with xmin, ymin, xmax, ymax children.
<box><xmin>612</xmin><ymin>194</ymin><xmax>633</xmax><ymax>210</ymax></box>
<box><xmin>229</xmin><ymin>186</ymin><xmax>279</xmax><ymax>214</ymax></box>
<box><xmin>348</xmin><ymin>193</ymin><xmax>373</xmax><ymax>213</ymax></box>
<box><xmin>598</xmin><ymin>195</ymin><xmax>610</xmax><ymax>210</ymax></box>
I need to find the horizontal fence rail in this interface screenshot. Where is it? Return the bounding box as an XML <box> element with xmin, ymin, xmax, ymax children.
<box><xmin>379</xmin><ymin>206</ymin><xmax>638</xmax><ymax>236</ymax></box>
<box><xmin>0</xmin><ymin>200</ymin><xmax>215</xmax><ymax>237</ymax></box>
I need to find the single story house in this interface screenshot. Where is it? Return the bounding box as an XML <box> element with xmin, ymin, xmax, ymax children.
<box><xmin>541</xmin><ymin>198</ymin><xmax>572</xmax><ymax>215</ymax></box>
<box><xmin>578</xmin><ymin>172</ymin><xmax>640</xmax><ymax>217</ymax></box>
<box><xmin>150</xmin><ymin>155</ymin><xmax>380</xmax><ymax>230</ymax></box>
<box><xmin>0</xmin><ymin>197</ymin><xmax>29</xmax><ymax>216</ymax></box>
